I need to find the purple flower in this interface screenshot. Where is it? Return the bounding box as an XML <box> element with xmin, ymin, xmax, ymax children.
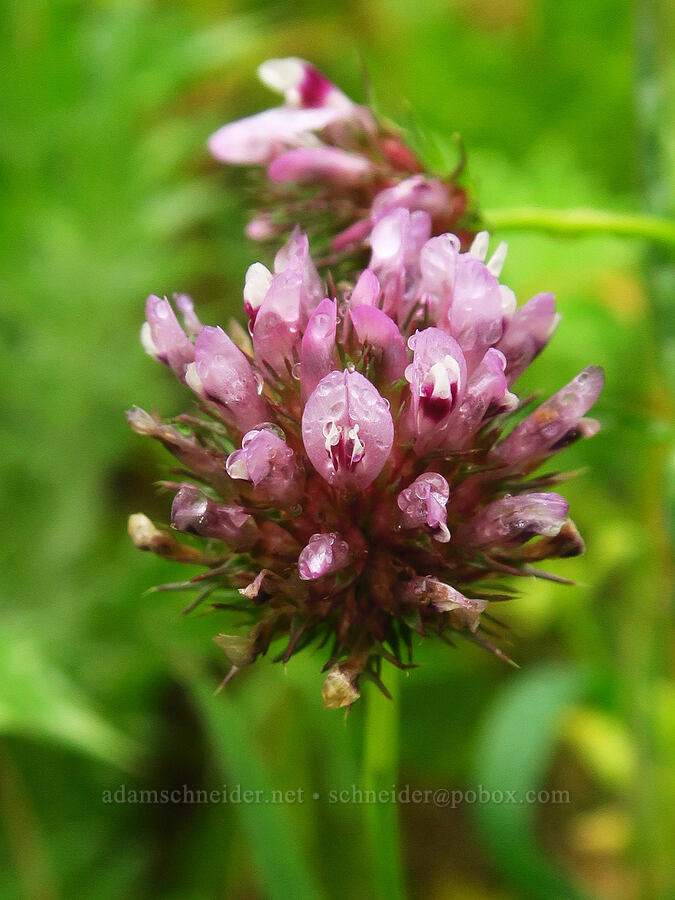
<box><xmin>252</xmin><ymin>230</ymin><xmax>322</xmax><ymax>379</ymax></box>
<box><xmin>370</xmin><ymin>208</ymin><xmax>432</xmax><ymax>321</ymax></box>
<box><xmin>300</xmin><ymin>298</ymin><xmax>337</xmax><ymax>399</ymax></box>
<box><xmin>497</xmin><ymin>291</ymin><xmax>560</xmax><ymax>384</ymax></box>
<box><xmin>243</xmin><ymin>262</ymin><xmax>273</xmax><ymax>321</ymax></box>
<box><xmin>446</xmin><ymin>253</ymin><xmax>505</xmax><ymax>371</ymax></box>
<box><xmin>348</xmin><ymin>268</ymin><xmax>381</xmax><ymax>308</ymax></box>
<box><xmin>444</xmin><ymin>347</ymin><xmax>517</xmax><ymax>448</ymax></box>
<box><xmin>349</xmin><ymin>305</ymin><xmax>408</xmax><ymax>384</ymax></box>
<box><xmin>132</xmin><ymin>213</ymin><xmax>603</xmax><ymax>706</ymax></box>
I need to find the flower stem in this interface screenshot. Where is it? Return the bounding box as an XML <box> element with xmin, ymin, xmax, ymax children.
<box><xmin>483</xmin><ymin>206</ymin><xmax>675</xmax><ymax>247</ymax></box>
<box><xmin>363</xmin><ymin>669</ymin><xmax>407</xmax><ymax>900</ymax></box>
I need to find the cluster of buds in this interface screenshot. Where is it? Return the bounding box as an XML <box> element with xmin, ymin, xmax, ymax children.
<box><xmin>208</xmin><ymin>58</ymin><xmax>475</xmax><ymax>267</ymax></box>
<box><xmin>129</xmin><ymin>59</ymin><xmax>603</xmax><ymax>708</ymax></box>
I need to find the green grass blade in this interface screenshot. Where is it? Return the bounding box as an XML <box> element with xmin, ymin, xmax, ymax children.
<box><xmin>472</xmin><ymin>663</ymin><xmax>591</xmax><ymax>900</ymax></box>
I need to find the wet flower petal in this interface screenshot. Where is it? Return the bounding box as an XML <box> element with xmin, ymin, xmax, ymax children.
<box><xmin>459</xmin><ymin>492</ymin><xmax>570</xmax><ymax>547</ymax></box>
<box><xmin>171</xmin><ymin>484</ymin><xmax>257</xmax><ymax>549</ymax></box>
<box><xmin>142</xmin><ymin>294</ymin><xmax>194</xmax><ymax>379</ymax></box>
<box><xmin>302</xmin><ymin>369</ymin><xmax>394</xmax><ymax>491</ymax></box>
<box><xmin>349</xmin><ymin>305</ymin><xmax>408</xmax><ymax>384</ymax></box>
<box><xmin>300</xmin><ymin>297</ymin><xmax>338</xmax><ymax>399</ymax></box>
<box><xmin>493</xmin><ymin>366</ymin><xmax>605</xmax><ymax>466</ymax></box>
<box><xmin>447</xmin><ymin>254</ymin><xmax>504</xmax><ymax>372</ymax></box>
<box><xmin>445</xmin><ymin>347</ymin><xmax>517</xmax><ymax>447</ymax></box>
<box><xmin>405</xmin><ymin>327</ymin><xmax>467</xmax><ymax>446</ymax></box>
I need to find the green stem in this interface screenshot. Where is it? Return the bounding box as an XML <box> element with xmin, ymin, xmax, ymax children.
<box><xmin>363</xmin><ymin>670</ymin><xmax>406</xmax><ymax>900</ymax></box>
<box><xmin>482</xmin><ymin>206</ymin><xmax>675</xmax><ymax>247</ymax></box>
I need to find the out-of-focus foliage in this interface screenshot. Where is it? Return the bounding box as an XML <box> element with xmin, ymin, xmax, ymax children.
<box><xmin>0</xmin><ymin>1</ymin><xmax>673</xmax><ymax>899</ymax></box>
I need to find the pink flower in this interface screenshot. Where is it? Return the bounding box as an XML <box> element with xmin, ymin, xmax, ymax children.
<box><xmin>301</xmin><ymin>369</ymin><xmax>394</xmax><ymax>492</ymax></box>
<box><xmin>404</xmin><ymin>327</ymin><xmax>467</xmax><ymax>449</ymax></box>
<box><xmin>208</xmin><ymin>58</ymin><xmax>360</xmax><ymax>166</ymax></box>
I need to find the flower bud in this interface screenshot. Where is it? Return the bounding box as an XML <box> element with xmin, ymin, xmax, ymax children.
<box><xmin>459</xmin><ymin>492</ymin><xmax>570</xmax><ymax>547</ymax></box>
<box><xmin>302</xmin><ymin>369</ymin><xmax>394</xmax><ymax>492</ymax></box>
<box><xmin>128</xmin><ymin>513</ymin><xmax>204</xmax><ymax>563</ymax></box>
<box><xmin>243</xmin><ymin>262</ymin><xmax>273</xmax><ymax>321</ymax></box>
<box><xmin>492</xmin><ymin>366</ymin><xmax>605</xmax><ymax>466</ymax></box>
<box><xmin>171</xmin><ymin>485</ymin><xmax>258</xmax><ymax>549</ymax></box>
<box><xmin>417</xmin><ymin>233</ymin><xmax>460</xmax><ymax>324</ymax></box>
<box><xmin>298</xmin><ymin>533</ymin><xmax>351</xmax><ymax>580</ymax></box>
<box><xmin>226</xmin><ymin>425</ymin><xmax>303</xmax><ymax>506</ymax></box>
<box><xmin>213</xmin><ymin>629</ymin><xmax>261</xmax><ymax>668</ymax></box>
<box><xmin>173</xmin><ymin>293</ymin><xmax>202</xmax><ymax>337</ymax></box>
<box><xmin>253</xmin><ymin>232</ymin><xmax>322</xmax><ymax>379</ymax></box>
<box><xmin>497</xmin><ymin>292</ymin><xmax>560</xmax><ymax>384</ymax></box>
<box><xmin>371</xmin><ymin>175</ymin><xmax>453</xmax><ymax>230</ymax></box>
<box><xmin>322</xmin><ymin>661</ymin><xmax>361</xmax><ymax>709</ymax></box>
<box><xmin>126</xmin><ymin>407</ymin><xmax>232</xmax><ymax>494</ymax></box>
<box><xmin>347</xmin><ymin>268</ymin><xmax>380</xmax><ymax>309</ymax></box>
<box><xmin>370</xmin><ymin>207</ymin><xmax>431</xmax><ymax>321</ymax></box>
<box><xmin>300</xmin><ymin>298</ymin><xmax>337</xmax><ymax>399</ymax></box>
<box><xmin>349</xmin><ymin>305</ymin><xmax>407</xmax><ymax>384</ymax></box>
<box><xmin>141</xmin><ymin>294</ymin><xmax>194</xmax><ymax>379</ymax></box>
<box><xmin>192</xmin><ymin>326</ymin><xmax>268</xmax><ymax>432</ymax></box>
<box><xmin>397</xmin><ymin>473</ymin><xmax>450</xmax><ymax>542</ymax></box>
<box><xmin>269</xmin><ymin>147</ymin><xmax>373</xmax><ymax>185</ymax></box>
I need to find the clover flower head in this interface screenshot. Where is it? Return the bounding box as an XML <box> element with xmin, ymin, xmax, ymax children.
<box><xmin>130</xmin><ymin>215</ymin><xmax>603</xmax><ymax>707</ymax></box>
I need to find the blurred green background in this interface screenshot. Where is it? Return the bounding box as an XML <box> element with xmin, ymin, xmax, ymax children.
<box><xmin>1</xmin><ymin>1</ymin><xmax>673</xmax><ymax>898</ymax></box>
